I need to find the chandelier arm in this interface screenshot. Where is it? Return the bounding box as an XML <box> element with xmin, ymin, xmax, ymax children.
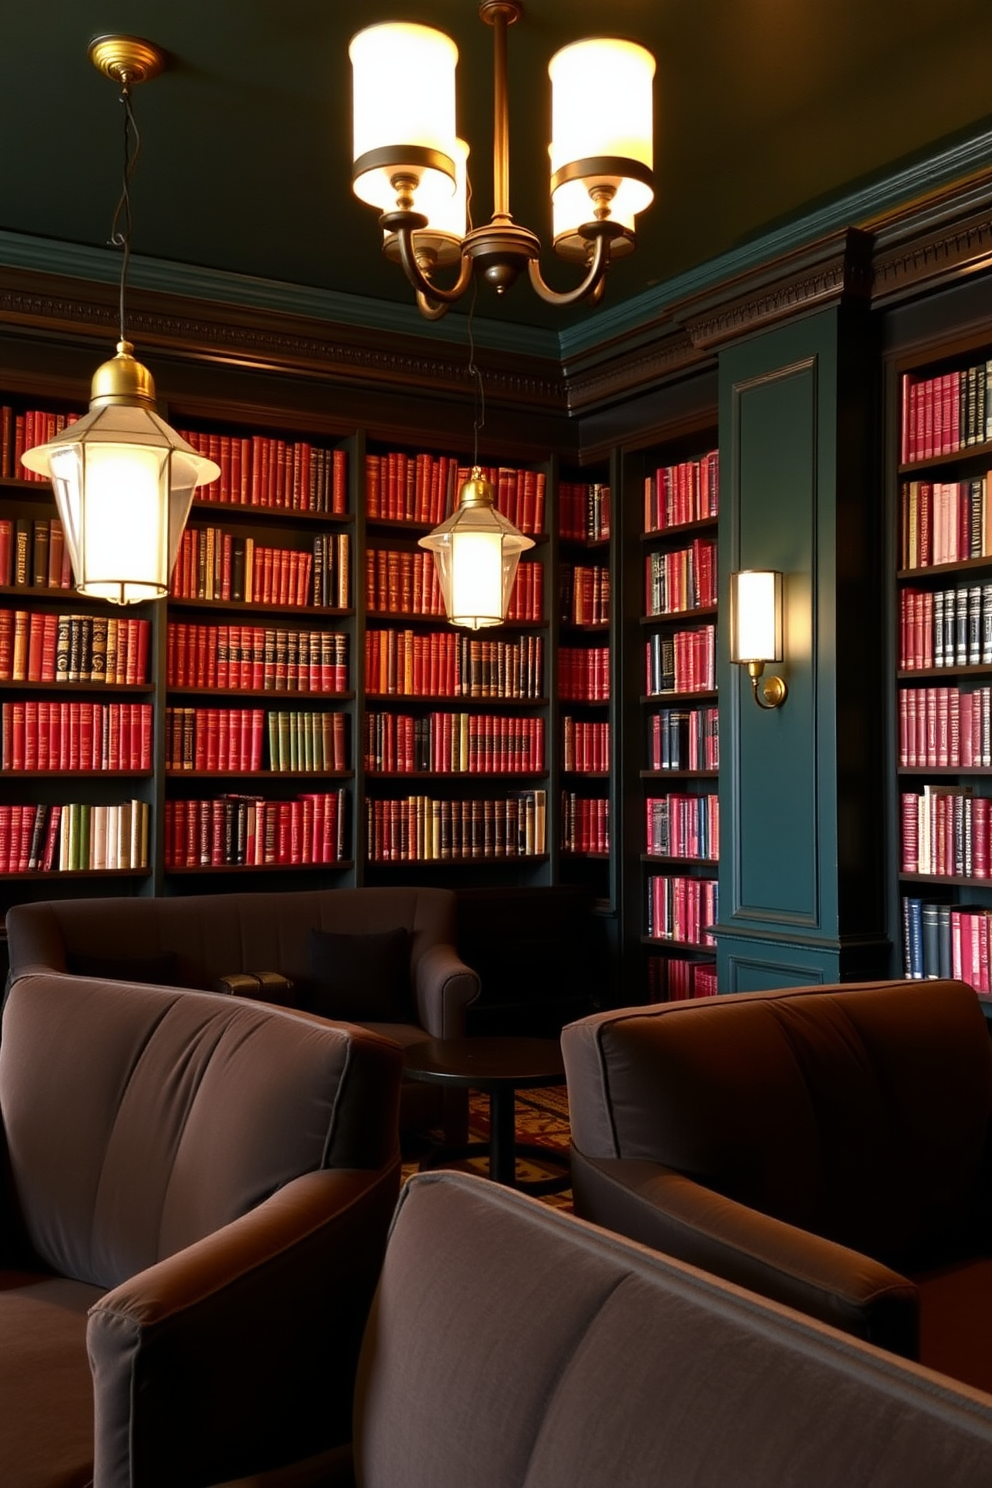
<box><xmin>415</xmin><ymin>289</ymin><xmax>452</xmax><ymax>321</ymax></box>
<box><xmin>525</xmin><ymin>231</ymin><xmax>612</xmax><ymax>308</ymax></box>
<box><xmin>393</xmin><ymin>223</ymin><xmax>474</xmax><ymax>307</ymax></box>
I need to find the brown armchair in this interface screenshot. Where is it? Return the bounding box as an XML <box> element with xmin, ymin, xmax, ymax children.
<box><xmin>0</xmin><ymin>971</ymin><xmax>403</xmax><ymax>1488</ymax></box>
<box><xmin>562</xmin><ymin>979</ymin><xmax>992</xmax><ymax>1394</ymax></box>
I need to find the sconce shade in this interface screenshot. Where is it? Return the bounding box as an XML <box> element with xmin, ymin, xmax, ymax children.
<box><xmin>21</xmin><ymin>343</ymin><xmax>219</xmax><ymax>604</ymax></box>
<box><xmin>548</xmin><ymin>38</ymin><xmax>655</xmax><ymax>243</ymax></box>
<box><xmin>419</xmin><ymin>468</ymin><xmax>534</xmax><ymax>630</ymax></box>
<box><xmin>350</xmin><ymin>23</ymin><xmax>458</xmax><ymax>213</ymax></box>
<box><xmin>730</xmin><ymin>569</ymin><xmax>783</xmax><ymax>663</ymax></box>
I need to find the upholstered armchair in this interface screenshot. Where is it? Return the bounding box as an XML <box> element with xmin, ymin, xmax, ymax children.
<box><xmin>562</xmin><ymin>979</ymin><xmax>992</xmax><ymax>1394</ymax></box>
<box><xmin>0</xmin><ymin>971</ymin><xmax>403</xmax><ymax>1488</ymax></box>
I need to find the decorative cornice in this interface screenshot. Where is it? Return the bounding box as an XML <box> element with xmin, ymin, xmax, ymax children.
<box><xmin>0</xmin><ymin>267</ymin><xmax>566</xmax><ymax>414</ymax></box>
<box><xmin>563</xmin><ymin>323</ymin><xmax>701</xmax><ymax>415</ymax></box>
<box><xmin>677</xmin><ymin>228</ymin><xmax>875</xmax><ymax>352</ymax></box>
<box><xmin>868</xmin><ymin>169</ymin><xmax>992</xmax><ymax>303</ymax></box>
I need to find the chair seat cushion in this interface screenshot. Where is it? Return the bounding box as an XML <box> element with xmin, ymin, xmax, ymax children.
<box><xmin>0</xmin><ymin>1272</ymin><xmax>106</xmax><ymax>1488</ymax></box>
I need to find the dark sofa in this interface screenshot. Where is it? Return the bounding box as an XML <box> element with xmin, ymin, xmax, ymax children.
<box><xmin>5</xmin><ymin>885</ymin><xmax>481</xmax><ymax>1139</ymax></box>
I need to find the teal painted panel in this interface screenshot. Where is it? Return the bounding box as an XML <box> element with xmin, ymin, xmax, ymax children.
<box><xmin>735</xmin><ymin>362</ymin><xmax>818</xmax><ymax>922</ymax></box>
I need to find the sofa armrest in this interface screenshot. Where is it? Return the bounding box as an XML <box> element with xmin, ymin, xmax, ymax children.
<box><xmin>87</xmin><ymin>1163</ymin><xmax>400</xmax><ymax>1488</ymax></box>
<box><xmin>570</xmin><ymin>1150</ymin><xmax>919</xmax><ymax>1357</ymax></box>
<box><xmin>412</xmin><ymin>943</ymin><xmax>480</xmax><ymax>1038</ymax></box>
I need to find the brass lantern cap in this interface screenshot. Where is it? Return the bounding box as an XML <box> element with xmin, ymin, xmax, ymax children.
<box><xmin>457</xmin><ymin>467</ymin><xmax>497</xmax><ymax>508</ymax></box>
<box><xmin>90</xmin><ymin>341</ymin><xmax>158</xmax><ymax>410</ymax></box>
<box><xmin>88</xmin><ymin>35</ymin><xmax>166</xmax><ymax>86</ymax></box>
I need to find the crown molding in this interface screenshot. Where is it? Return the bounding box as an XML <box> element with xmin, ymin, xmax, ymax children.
<box><xmin>0</xmin><ymin>263</ymin><xmax>566</xmax><ymax>415</ymax></box>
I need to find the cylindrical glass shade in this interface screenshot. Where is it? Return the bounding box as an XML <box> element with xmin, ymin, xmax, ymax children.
<box><xmin>548</xmin><ymin>38</ymin><xmax>655</xmax><ymax>238</ymax></box>
<box><xmin>351</xmin><ymin>23</ymin><xmax>458</xmax><ymax>214</ymax></box>
<box><xmin>730</xmin><ymin>570</ymin><xmax>783</xmax><ymax>663</ymax></box>
<box><xmin>22</xmin><ymin>397</ymin><xmax>219</xmax><ymax>604</ymax></box>
<box><xmin>383</xmin><ymin>138</ymin><xmax>469</xmax><ymax>268</ymax></box>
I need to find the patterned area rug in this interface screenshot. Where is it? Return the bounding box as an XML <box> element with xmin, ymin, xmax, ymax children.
<box><xmin>403</xmin><ymin>1082</ymin><xmax>573</xmax><ymax>1211</ymax></box>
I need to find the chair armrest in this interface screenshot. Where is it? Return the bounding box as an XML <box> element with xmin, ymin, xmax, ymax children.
<box><xmin>570</xmin><ymin>1150</ymin><xmax>919</xmax><ymax>1357</ymax></box>
<box><xmin>87</xmin><ymin>1163</ymin><xmax>400</xmax><ymax>1488</ymax></box>
<box><xmin>412</xmin><ymin>943</ymin><xmax>480</xmax><ymax>1038</ymax></box>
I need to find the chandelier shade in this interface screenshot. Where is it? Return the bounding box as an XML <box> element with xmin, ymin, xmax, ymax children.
<box><xmin>350</xmin><ymin>23</ymin><xmax>459</xmax><ymax>213</ymax></box>
<box><xmin>419</xmin><ymin>469</ymin><xmax>535</xmax><ymax>630</ymax></box>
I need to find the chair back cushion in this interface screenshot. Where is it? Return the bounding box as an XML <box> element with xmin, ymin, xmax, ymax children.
<box><xmin>0</xmin><ymin>972</ymin><xmax>401</xmax><ymax>1289</ymax></box>
<box><xmin>354</xmin><ymin>1171</ymin><xmax>992</xmax><ymax>1488</ymax></box>
<box><xmin>563</xmin><ymin>980</ymin><xmax>992</xmax><ymax>1269</ymax></box>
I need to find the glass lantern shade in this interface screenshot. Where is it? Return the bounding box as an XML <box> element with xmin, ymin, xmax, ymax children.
<box><xmin>548</xmin><ymin>38</ymin><xmax>655</xmax><ymax>241</ymax></box>
<box><xmin>729</xmin><ymin>570</ymin><xmax>783</xmax><ymax>664</ymax></box>
<box><xmin>419</xmin><ymin>471</ymin><xmax>535</xmax><ymax>630</ymax></box>
<box><xmin>22</xmin><ymin>370</ymin><xmax>219</xmax><ymax>605</ymax></box>
<box><xmin>350</xmin><ymin>23</ymin><xmax>459</xmax><ymax>214</ymax></box>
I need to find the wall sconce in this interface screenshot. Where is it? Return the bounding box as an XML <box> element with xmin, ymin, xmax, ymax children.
<box><xmin>419</xmin><ymin>467</ymin><xmax>534</xmax><ymax>629</ymax></box>
<box><xmin>21</xmin><ymin>36</ymin><xmax>219</xmax><ymax>604</ymax></box>
<box><xmin>729</xmin><ymin>569</ymin><xmax>788</xmax><ymax>710</ymax></box>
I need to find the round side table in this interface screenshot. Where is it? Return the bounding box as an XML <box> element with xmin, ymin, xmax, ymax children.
<box><xmin>404</xmin><ymin>1035</ymin><xmax>569</xmax><ymax>1193</ymax></box>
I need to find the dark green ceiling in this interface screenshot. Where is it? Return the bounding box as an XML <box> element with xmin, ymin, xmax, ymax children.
<box><xmin>3</xmin><ymin>0</ymin><xmax>992</xmax><ymax>333</ymax></box>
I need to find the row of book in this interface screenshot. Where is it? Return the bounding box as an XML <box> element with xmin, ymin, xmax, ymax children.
<box><xmin>645</xmin><ymin>627</ymin><xmax>717</xmax><ymax>696</ymax></box>
<box><xmin>165</xmin><ymin>707</ymin><xmax>347</xmax><ymax>774</ymax></box>
<box><xmin>165</xmin><ymin>791</ymin><xmax>348</xmax><ymax>868</ymax></box>
<box><xmin>366</xmin><ymin>547</ymin><xmax>443</xmax><ymax>617</ymax></box>
<box><xmin>560</xmin><ymin>564</ymin><xmax>609</xmax><ymax>627</ymax></box>
<box><xmin>643</xmin><ymin>450</ymin><xmax>719</xmax><ymax>534</ymax></box>
<box><xmin>899</xmin><ymin>362</ymin><xmax>992</xmax><ymax>464</ymax></box>
<box><xmin>2</xmin><ymin>701</ymin><xmax>152</xmax><ymax>772</ymax></box>
<box><xmin>644</xmin><ymin>539</ymin><xmax>717</xmax><ymax>618</ymax></box>
<box><xmin>178</xmin><ymin>428</ymin><xmax>347</xmax><ymax>514</ymax></box>
<box><xmin>900</xmin><ymin>785</ymin><xmax>991</xmax><ymax>878</ymax></box>
<box><xmin>646</xmin><ymin>874</ymin><xmax>719</xmax><ymax>947</ymax></box>
<box><xmin>0</xmin><ymin>406</ymin><xmax>78</xmax><ymax>482</ymax></box>
<box><xmin>365</xmin><ymin>453</ymin><xmax>546</xmax><ymax>535</ymax></box>
<box><xmin>559</xmin><ymin>481</ymin><xmax>610</xmax><ymax>542</ymax></box>
<box><xmin>899</xmin><ymin>584</ymin><xmax>992</xmax><ymax>670</ymax></box>
<box><xmin>365</xmin><ymin>629</ymin><xmax>544</xmax><ymax>700</ymax></box>
<box><xmin>646</xmin><ymin>793</ymin><xmax>719</xmax><ymax>861</ymax></box>
<box><xmin>647</xmin><ymin>955</ymin><xmax>718</xmax><ymax>1002</ymax></box>
<box><xmin>167</xmin><ymin>622</ymin><xmax>349</xmax><ymax>694</ymax></box>
<box><xmin>365</xmin><ymin>789</ymin><xmax>548</xmax><ymax>862</ymax></box>
<box><xmin>560</xmin><ymin>793</ymin><xmax>609</xmax><ymax>854</ymax></box>
<box><xmin>1</xmin><ymin>610</ymin><xmax>151</xmax><ymax>685</ymax></box>
<box><xmin>898</xmin><ymin>686</ymin><xmax>992</xmax><ymax>768</ymax></box>
<box><xmin>0</xmin><ymin>517</ymin><xmax>72</xmax><ymax>589</ymax></box>
<box><xmin>901</xmin><ymin>896</ymin><xmax>992</xmax><ymax>990</ymax></box>
<box><xmin>898</xmin><ymin>479</ymin><xmax>992</xmax><ymax>570</ymax></box>
<box><xmin>561</xmin><ymin>717</ymin><xmax>610</xmax><ymax>774</ymax></box>
<box><xmin>171</xmin><ymin>527</ymin><xmax>350</xmax><ymax>609</ymax></box>
<box><xmin>558</xmin><ymin>646</ymin><xmax>609</xmax><ymax>702</ymax></box>
<box><xmin>0</xmin><ymin>799</ymin><xmax>150</xmax><ymax>874</ymax></box>
<box><xmin>364</xmin><ymin>711</ymin><xmax>544</xmax><ymax>774</ymax></box>
<box><xmin>648</xmin><ymin>706</ymin><xmax>720</xmax><ymax>772</ymax></box>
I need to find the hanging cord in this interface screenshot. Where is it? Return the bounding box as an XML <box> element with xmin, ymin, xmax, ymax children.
<box><xmin>108</xmin><ymin>79</ymin><xmax>141</xmax><ymax>344</ymax></box>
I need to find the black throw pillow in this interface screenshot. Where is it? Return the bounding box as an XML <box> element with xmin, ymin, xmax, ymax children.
<box><xmin>308</xmin><ymin>926</ymin><xmax>412</xmax><ymax>1024</ymax></box>
<box><xmin>67</xmin><ymin>949</ymin><xmax>180</xmax><ymax>986</ymax></box>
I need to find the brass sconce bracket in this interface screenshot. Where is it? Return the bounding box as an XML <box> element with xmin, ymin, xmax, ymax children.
<box><xmin>746</xmin><ymin>661</ymin><xmax>788</xmax><ymax>710</ymax></box>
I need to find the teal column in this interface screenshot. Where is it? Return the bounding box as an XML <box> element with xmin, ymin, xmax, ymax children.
<box><xmin>716</xmin><ymin>305</ymin><xmax>889</xmax><ymax>990</ymax></box>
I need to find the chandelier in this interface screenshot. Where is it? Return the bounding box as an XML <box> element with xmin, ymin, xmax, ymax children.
<box><xmin>349</xmin><ymin>2</ymin><xmax>655</xmax><ymax>320</ymax></box>
<box><xmin>21</xmin><ymin>35</ymin><xmax>218</xmax><ymax>604</ymax></box>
